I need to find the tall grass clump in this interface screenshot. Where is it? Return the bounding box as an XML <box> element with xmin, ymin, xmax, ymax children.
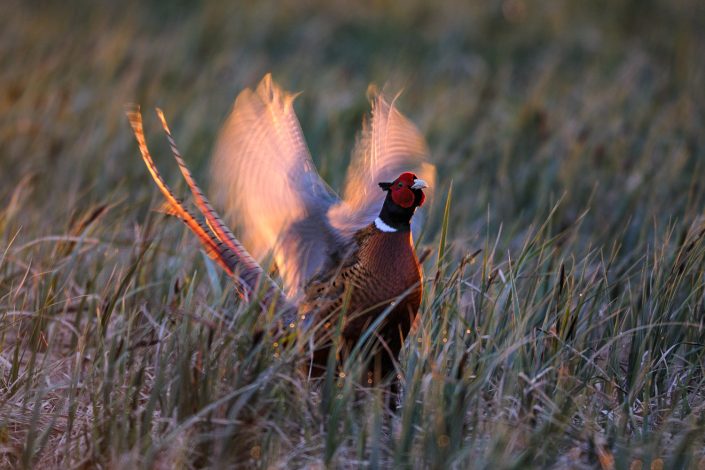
<box><xmin>2</xmin><ymin>0</ymin><xmax>705</xmax><ymax>467</ymax></box>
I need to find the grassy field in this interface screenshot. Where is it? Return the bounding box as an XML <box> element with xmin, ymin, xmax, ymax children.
<box><xmin>2</xmin><ymin>0</ymin><xmax>705</xmax><ymax>468</ymax></box>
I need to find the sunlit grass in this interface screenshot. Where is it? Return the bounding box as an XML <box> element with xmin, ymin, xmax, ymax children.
<box><xmin>2</xmin><ymin>0</ymin><xmax>705</xmax><ymax>468</ymax></box>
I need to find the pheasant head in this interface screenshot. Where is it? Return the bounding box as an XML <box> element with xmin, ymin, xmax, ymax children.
<box><xmin>375</xmin><ymin>172</ymin><xmax>429</xmax><ymax>232</ymax></box>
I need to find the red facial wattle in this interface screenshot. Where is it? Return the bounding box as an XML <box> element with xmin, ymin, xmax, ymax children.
<box><xmin>391</xmin><ymin>187</ymin><xmax>416</xmax><ymax>208</ymax></box>
<box><xmin>389</xmin><ymin>172</ymin><xmax>424</xmax><ymax>208</ymax></box>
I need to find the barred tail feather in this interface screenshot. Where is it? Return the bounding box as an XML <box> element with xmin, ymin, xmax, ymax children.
<box><xmin>127</xmin><ymin>107</ymin><xmax>266</xmax><ymax>299</ymax></box>
<box><xmin>155</xmin><ymin>109</ymin><xmax>261</xmax><ymax>282</ymax></box>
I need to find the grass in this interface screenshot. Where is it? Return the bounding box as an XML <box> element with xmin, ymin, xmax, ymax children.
<box><xmin>2</xmin><ymin>0</ymin><xmax>705</xmax><ymax>467</ymax></box>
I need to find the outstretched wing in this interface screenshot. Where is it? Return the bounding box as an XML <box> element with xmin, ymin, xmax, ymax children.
<box><xmin>210</xmin><ymin>74</ymin><xmax>343</xmax><ymax>298</ymax></box>
<box><xmin>328</xmin><ymin>88</ymin><xmax>436</xmax><ymax>239</ymax></box>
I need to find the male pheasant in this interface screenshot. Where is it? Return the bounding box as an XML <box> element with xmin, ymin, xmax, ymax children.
<box><xmin>128</xmin><ymin>74</ymin><xmax>436</xmax><ymax>378</ymax></box>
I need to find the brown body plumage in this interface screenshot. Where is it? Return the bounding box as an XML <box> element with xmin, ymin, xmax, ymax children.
<box><xmin>302</xmin><ymin>223</ymin><xmax>422</xmax><ymax>374</ymax></box>
<box><xmin>128</xmin><ymin>75</ymin><xmax>435</xmax><ymax>379</ymax></box>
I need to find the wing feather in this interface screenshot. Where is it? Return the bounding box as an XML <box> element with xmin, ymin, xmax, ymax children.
<box><xmin>210</xmin><ymin>74</ymin><xmax>341</xmax><ymax>297</ymax></box>
<box><xmin>210</xmin><ymin>77</ymin><xmax>435</xmax><ymax>298</ymax></box>
<box><xmin>328</xmin><ymin>88</ymin><xmax>436</xmax><ymax>238</ymax></box>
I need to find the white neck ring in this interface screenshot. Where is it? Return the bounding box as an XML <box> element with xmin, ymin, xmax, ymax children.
<box><xmin>374</xmin><ymin>217</ymin><xmax>397</xmax><ymax>232</ymax></box>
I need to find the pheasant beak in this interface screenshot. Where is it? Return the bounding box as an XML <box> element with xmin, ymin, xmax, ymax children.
<box><xmin>411</xmin><ymin>178</ymin><xmax>428</xmax><ymax>190</ymax></box>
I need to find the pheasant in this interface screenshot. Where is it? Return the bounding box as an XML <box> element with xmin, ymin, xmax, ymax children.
<box><xmin>128</xmin><ymin>74</ymin><xmax>435</xmax><ymax>378</ymax></box>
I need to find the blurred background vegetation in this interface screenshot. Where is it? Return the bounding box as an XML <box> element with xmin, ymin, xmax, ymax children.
<box><xmin>2</xmin><ymin>0</ymin><xmax>705</xmax><ymax>468</ymax></box>
<box><xmin>4</xmin><ymin>0</ymin><xmax>704</xmax><ymax>244</ymax></box>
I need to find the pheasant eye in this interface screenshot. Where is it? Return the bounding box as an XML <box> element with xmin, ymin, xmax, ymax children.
<box><xmin>397</xmin><ymin>182</ymin><xmax>403</xmax><ymax>187</ymax></box>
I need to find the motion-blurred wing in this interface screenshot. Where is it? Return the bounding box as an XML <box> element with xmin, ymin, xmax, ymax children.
<box><xmin>210</xmin><ymin>74</ymin><xmax>342</xmax><ymax>297</ymax></box>
<box><xmin>328</xmin><ymin>88</ymin><xmax>436</xmax><ymax>238</ymax></box>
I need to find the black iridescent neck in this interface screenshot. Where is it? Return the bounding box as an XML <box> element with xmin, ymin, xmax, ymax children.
<box><xmin>377</xmin><ymin>192</ymin><xmax>415</xmax><ymax>232</ymax></box>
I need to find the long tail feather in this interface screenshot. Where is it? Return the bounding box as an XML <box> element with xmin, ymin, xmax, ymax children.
<box><xmin>155</xmin><ymin>109</ymin><xmax>262</xmax><ymax>291</ymax></box>
<box><xmin>127</xmin><ymin>106</ymin><xmax>298</xmax><ymax>327</ymax></box>
<box><xmin>127</xmin><ymin>107</ymin><xmax>259</xmax><ymax>296</ymax></box>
